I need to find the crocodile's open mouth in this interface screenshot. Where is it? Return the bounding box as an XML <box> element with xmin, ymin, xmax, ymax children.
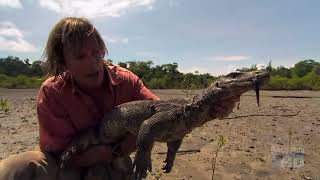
<box><xmin>221</xmin><ymin>70</ymin><xmax>270</xmax><ymax>106</ymax></box>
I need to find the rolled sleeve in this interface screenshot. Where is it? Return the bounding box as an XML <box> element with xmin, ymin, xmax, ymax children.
<box><xmin>129</xmin><ymin>72</ymin><xmax>160</xmax><ymax>101</ymax></box>
<box><xmin>37</xmin><ymin>84</ymin><xmax>75</xmax><ymax>153</ymax></box>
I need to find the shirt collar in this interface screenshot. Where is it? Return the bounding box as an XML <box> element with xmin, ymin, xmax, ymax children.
<box><xmin>105</xmin><ymin>65</ymin><xmax>123</xmax><ymax>86</ymax></box>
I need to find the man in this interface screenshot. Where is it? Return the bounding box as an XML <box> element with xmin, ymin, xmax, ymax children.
<box><xmin>0</xmin><ymin>17</ymin><xmax>239</xmax><ymax>179</ymax></box>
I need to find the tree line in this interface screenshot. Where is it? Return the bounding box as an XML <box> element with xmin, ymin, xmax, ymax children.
<box><xmin>235</xmin><ymin>60</ymin><xmax>320</xmax><ymax>90</ymax></box>
<box><xmin>0</xmin><ymin>56</ymin><xmax>43</xmax><ymax>77</ymax></box>
<box><xmin>117</xmin><ymin>61</ymin><xmax>216</xmax><ymax>89</ymax></box>
<box><xmin>0</xmin><ymin>56</ymin><xmax>319</xmax><ymax>90</ymax></box>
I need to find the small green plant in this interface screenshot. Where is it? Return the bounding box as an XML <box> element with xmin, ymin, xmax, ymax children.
<box><xmin>288</xmin><ymin>128</ymin><xmax>293</xmax><ymax>150</ymax></box>
<box><xmin>211</xmin><ymin>135</ymin><xmax>227</xmax><ymax>180</ymax></box>
<box><xmin>181</xmin><ymin>88</ymin><xmax>195</xmax><ymax>97</ymax></box>
<box><xmin>180</xmin><ymin>83</ymin><xmax>197</xmax><ymax>97</ymax></box>
<box><xmin>288</xmin><ymin>128</ymin><xmax>293</xmax><ymax>170</ymax></box>
<box><xmin>0</xmin><ymin>98</ymin><xmax>9</xmax><ymax>113</ymax></box>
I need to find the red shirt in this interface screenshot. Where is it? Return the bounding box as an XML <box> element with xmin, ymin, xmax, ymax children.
<box><xmin>37</xmin><ymin>65</ymin><xmax>159</xmax><ymax>153</ymax></box>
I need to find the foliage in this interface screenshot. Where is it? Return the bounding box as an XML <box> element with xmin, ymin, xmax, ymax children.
<box><xmin>0</xmin><ymin>98</ymin><xmax>9</xmax><ymax>113</ymax></box>
<box><xmin>0</xmin><ymin>56</ymin><xmax>44</xmax><ymax>76</ymax></box>
<box><xmin>0</xmin><ymin>74</ymin><xmax>45</xmax><ymax>89</ymax></box>
<box><xmin>261</xmin><ymin>60</ymin><xmax>320</xmax><ymax>90</ymax></box>
<box><xmin>288</xmin><ymin>128</ymin><xmax>294</xmax><ymax>170</ymax></box>
<box><xmin>211</xmin><ymin>135</ymin><xmax>227</xmax><ymax>180</ymax></box>
<box><xmin>120</xmin><ymin>61</ymin><xmax>216</xmax><ymax>89</ymax></box>
<box><xmin>217</xmin><ymin>135</ymin><xmax>227</xmax><ymax>147</ymax></box>
<box><xmin>265</xmin><ymin>70</ymin><xmax>320</xmax><ymax>90</ymax></box>
<box><xmin>0</xmin><ymin>56</ymin><xmax>319</xmax><ymax>90</ymax></box>
<box><xmin>272</xmin><ymin>66</ymin><xmax>292</xmax><ymax>78</ymax></box>
<box><xmin>292</xmin><ymin>59</ymin><xmax>319</xmax><ymax>77</ymax></box>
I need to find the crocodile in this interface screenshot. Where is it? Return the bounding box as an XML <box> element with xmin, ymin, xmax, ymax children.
<box><xmin>60</xmin><ymin>70</ymin><xmax>270</xmax><ymax>180</ymax></box>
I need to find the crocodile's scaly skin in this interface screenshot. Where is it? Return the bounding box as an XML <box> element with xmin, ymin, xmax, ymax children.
<box><xmin>60</xmin><ymin>70</ymin><xmax>270</xmax><ymax>180</ymax></box>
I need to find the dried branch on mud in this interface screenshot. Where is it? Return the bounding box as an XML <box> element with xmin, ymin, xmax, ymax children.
<box><xmin>224</xmin><ymin>110</ymin><xmax>300</xmax><ymax>119</ymax></box>
<box><xmin>157</xmin><ymin>149</ymin><xmax>201</xmax><ymax>155</ymax></box>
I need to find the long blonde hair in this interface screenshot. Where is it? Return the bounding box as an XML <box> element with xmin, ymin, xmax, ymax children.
<box><xmin>43</xmin><ymin>17</ymin><xmax>107</xmax><ymax>79</ymax></box>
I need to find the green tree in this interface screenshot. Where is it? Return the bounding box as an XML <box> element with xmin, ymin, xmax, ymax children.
<box><xmin>0</xmin><ymin>56</ymin><xmax>44</xmax><ymax>76</ymax></box>
<box><xmin>292</xmin><ymin>59</ymin><xmax>319</xmax><ymax>77</ymax></box>
<box><xmin>272</xmin><ymin>66</ymin><xmax>292</xmax><ymax>78</ymax></box>
<box><xmin>313</xmin><ymin>64</ymin><xmax>320</xmax><ymax>75</ymax></box>
<box><xmin>30</xmin><ymin>61</ymin><xmax>44</xmax><ymax>76</ymax></box>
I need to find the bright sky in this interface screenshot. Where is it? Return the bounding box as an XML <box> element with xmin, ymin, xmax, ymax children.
<box><xmin>0</xmin><ymin>0</ymin><xmax>319</xmax><ymax>75</ymax></box>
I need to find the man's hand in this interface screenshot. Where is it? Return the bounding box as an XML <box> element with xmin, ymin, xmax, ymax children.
<box><xmin>72</xmin><ymin>144</ymin><xmax>113</xmax><ymax>167</ymax></box>
<box><xmin>70</xmin><ymin>133</ymin><xmax>136</xmax><ymax>167</ymax></box>
<box><xmin>213</xmin><ymin>95</ymin><xmax>240</xmax><ymax>119</ymax></box>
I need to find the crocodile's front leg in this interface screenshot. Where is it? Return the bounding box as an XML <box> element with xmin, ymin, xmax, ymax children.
<box><xmin>133</xmin><ymin>110</ymin><xmax>183</xmax><ymax>180</ymax></box>
<box><xmin>162</xmin><ymin>139</ymin><xmax>182</xmax><ymax>173</ymax></box>
<box><xmin>133</xmin><ymin>122</ymin><xmax>155</xmax><ymax>180</ymax></box>
<box><xmin>60</xmin><ymin>127</ymin><xmax>100</xmax><ymax>168</ymax></box>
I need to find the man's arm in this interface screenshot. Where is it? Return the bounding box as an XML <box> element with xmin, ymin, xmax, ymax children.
<box><xmin>69</xmin><ymin>70</ymin><xmax>159</xmax><ymax>167</ymax></box>
<box><xmin>129</xmin><ymin>70</ymin><xmax>160</xmax><ymax>101</ymax></box>
<box><xmin>114</xmin><ymin>70</ymin><xmax>160</xmax><ymax>156</ymax></box>
<box><xmin>37</xmin><ymin>84</ymin><xmax>115</xmax><ymax>167</ymax></box>
<box><xmin>37</xmin><ymin>84</ymin><xmax>75</xmax><ymax>154</ymax></box>
<box><xmin>70</xmin><ymin>133</ymin><xmax>136</xmax><ymax>167</ymax></box>
<box><xmin>71</xmin><ymin>144</ymin><xmax>114</xmax><ymax>167</ymax></box>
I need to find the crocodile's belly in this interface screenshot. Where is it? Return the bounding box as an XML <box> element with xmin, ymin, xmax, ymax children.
<box><xmin>155</xmin><ymin>132</ymin><xmax>187</xmax><ymax>142</ymax></box>
<box><xmin>154</xmin><ymin>121</ymin><xmax>193</xmax><ymax>142</ymax></box>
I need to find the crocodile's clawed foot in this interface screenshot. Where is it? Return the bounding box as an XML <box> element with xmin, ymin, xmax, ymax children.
<box><xmin>133</xmin><ymin>150</ymin><xmax>152</xmax><ymax>180</ymax></box>
<box><xmin>162</xmin><ymin>159</ymin><xmax>173</xmax><ymax>173</ymax></box>
<box><xmin>59</xmin><ymin>146</ymin><xmax>80</xmax><ymax>169</ymax></box>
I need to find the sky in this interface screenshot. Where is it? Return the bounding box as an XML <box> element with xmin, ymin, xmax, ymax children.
<box><xmin>0</xmin><ymin>0</ymin><xmax>320</xmax><ymax>76</ymax></box>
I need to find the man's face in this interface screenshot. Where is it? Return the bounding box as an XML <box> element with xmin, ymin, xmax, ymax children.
<box><xmin>63</xmin><ymin>37</ymin><xmax>105</xmax><ymax>90</ymax></box>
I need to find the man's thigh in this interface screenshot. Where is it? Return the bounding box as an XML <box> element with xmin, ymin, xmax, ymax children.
<box><xmin>0</xmin><ymin>150</ymin><xmax>81</xmax><ymax>180</ymax></box>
